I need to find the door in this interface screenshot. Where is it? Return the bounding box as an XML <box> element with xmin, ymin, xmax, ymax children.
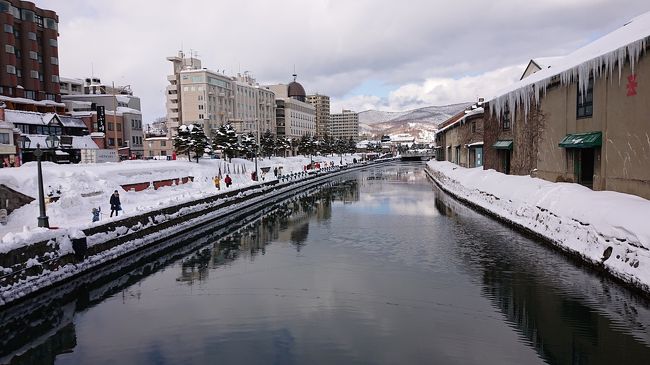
<box><xmin>576</xmin><ymin>148</ymin><xmax>595</xmax><ymax>188</ymax></box>
<box><xmin>476</xmin><ymin>147</ymin><xmax>483</xmax><ymax>167</ymax></box>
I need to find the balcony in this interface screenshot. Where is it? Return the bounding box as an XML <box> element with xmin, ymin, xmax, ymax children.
<box><xmin>167</xmin><ymin>75</ymin><xmax>177</xmax><ymax>82</ymax></box>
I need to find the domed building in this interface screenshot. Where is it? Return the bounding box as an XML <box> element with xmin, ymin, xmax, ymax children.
<box><xmin>265</xmin><ymin>74</ymin><xmax>316</xmax><ymax>146</ymax></box>
<box><xmin>287</xmin><ymin>76</ymin><xmax>306</xmax><ymax>102</ymax></box>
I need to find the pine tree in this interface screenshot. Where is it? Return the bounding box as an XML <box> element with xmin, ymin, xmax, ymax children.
<box><xmin>335</xmin><ymin>138</ymin><xmax>347</xmax><ymax>162</ymax></box>
<box><xmin>347</xmin><ymin>137</ymin><xmax>357</xmax><ymax>153</ymax></box>
<box><xmin>188</xmin><ymin>124</ymin><xmax>210</xmax><ymax>163</ymax></box>
<box><xmin>174</xmin><ymin>124</ymin><xmax>192</xmax><ymax>161</ymax></box>
<box><xmin>260</xmin><ymin>130</ymin><xmax>275</xmax><ymax>158</ymax></box>
<box><xmin>239</xmin><ymin>132</ymin><xmax>258</xmax><ymax>159</ymax></box>
<box><xmin>212</xmin><ymin>123</ymin><xmax>238</xmax><ymax>161</ymax></box>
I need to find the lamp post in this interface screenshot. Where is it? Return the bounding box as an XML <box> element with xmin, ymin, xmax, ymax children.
<box><xmin>33</xmin><ymin>135</ymin><xmax>60</xmax><ymax>228</ymax></box>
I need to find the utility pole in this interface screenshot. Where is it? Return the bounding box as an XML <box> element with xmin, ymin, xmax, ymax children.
<box><xmin>112</xmin><ymin>81</ymin><xmax>119</xmax><ymax>157</ymax></box>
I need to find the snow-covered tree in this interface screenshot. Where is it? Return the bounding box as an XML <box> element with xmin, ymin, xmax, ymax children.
<box><xmin>298</xmin><ymin>135</ymin><xmax>318</xmax><ymax>157</ymax></box>
<box><xmin>260</xmin><ymin>130</ymin><xmax>275</xmax><ymax>158</ymax></box>
<box><xmin>173</xmin><ymin>126</ymin><xmax>192</xmax><ymax>161</ymax></box>
<box><xmin>347</xmin><ymin>137</ymin><xmax>357</xmax><ymax>153</ymax></box>
<box><xmin>319</xmin><ymin>133</ymin><xmax>335</xmax><ymax>156</ymax></box>
<box><xmin>175</xmin><ymin>123</ymin><xmax>209</xmax><ymax>163</ymax></box>
<box><xmin>212</xmin><ymin>123</ymin><xmax>238</xmax><ymax>161</ymax></box>
<box><xmin>239</xmin><ymin>132</ymin><xmax>258</xmax><ymax>159</ymax></box>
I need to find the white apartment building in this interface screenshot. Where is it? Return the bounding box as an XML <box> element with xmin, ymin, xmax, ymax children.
<box><xmin>232</xmin><ymin>73</ymin><xmax>276</xmax><ymax>136</ymax></box>
<box><xmin>306</xmin><ymin>94</ymin><xmax>330</xmax><ymax>137</ymax></box>
<box><xmin>330</xmin><ymin>109</ymin><xmax>359</xmax><ymax>141</ymax></box>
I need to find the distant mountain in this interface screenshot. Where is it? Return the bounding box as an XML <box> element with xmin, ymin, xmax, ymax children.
<box><xmin>358</xmin><ymin>103</ymin><xmax>472</xmax><ymax>141</ymax></box>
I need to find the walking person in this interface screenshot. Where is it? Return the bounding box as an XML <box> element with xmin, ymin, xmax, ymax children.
<box><xmin>224</xmin><ymin>174</ymin><xmax>232</xmax><ymax>188</ymax></box>
<box><xmin>213</xmin><ymin>175</ymin><xmax>221</xmax><ymax>190</ymax></box>
<box><xmin>110</xmin><ymin>190</ymin><xmax>122</xmax><ymax>217</ymax></box>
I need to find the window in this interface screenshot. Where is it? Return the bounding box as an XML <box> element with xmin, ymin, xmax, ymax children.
<box><xmin>3</xmin><ymin>24</ymin><xmax>13</xmax><ymax>33</ymax></box>
<box><xmin>46</xmin><ymin>93</ymin><xmax>55</xmax><ymax>101</ymax></box>
<box><xmin>21</xmin><ymin>9</ymin><xmax>35</xmax><ymax>22</ymax></box>
<box><xmin>30</xmin><ymin>70</ymin><xmax>38</xmax><ymax>79</ymax></box>
<box><xmin>117</xmin><ymin>123</ymin><xmax>121</xmax><ymax>131</ymax></box>
<box><xmin>160</xmin><ymin>140</ymin><xmax>166</xmax><ymax>147</ymax></box>
<box><xmin>51</xmin><ymin>75</ymin><xmax>59</xmax><ymax>83</ymax></box>
<box><xmin>577</xmin><ymin>77</ymin><xmax>594</xmax><ymax>118</ymax></box>
<box><xmin>29</xmin><ymin>51</ymin><xmax>37</xmax><ymax>60</ymax></box>
<box><xmin>117</xmin><ymin>138</ymin><xmax>122</xmax><ymax>146</ymax></box>
<box><xmin>49</xmin><ymin>39</ymin><xmax>57</xmax><ymax>47</ymax></box>
<box><xmin>471</xmin><ymin>121</ymin><xmax>477</xmax><ymax>133</ymax></box>
<box><xmin>0</xmin><ymin>133</ymin><xmax>10</xmax><ymax>144</ymax></box>
<box><xmin>6</xmin><ymin>65</ymin><xmax>15</xmax><ymax>74</ymax></box>
<box><xmin>108</xmin><ymin>138</ymin><xmax>115</xmax><ymax>146</ymax></box>
<box><xmin>5</xmin><ymin>44</ymin><xmax>13</xmax><ymax>54</ymax></box>
<box><xmin>27</xmin><ymin>32</ymin><xmax>36</xmax><ymax>41</ymax></box>
<box><xmin>35</xmin><ymin>15</ymin><xmax>43</xmax><ymax>27</ymax></box>
<box><xmin>44</xmin><ymin>18</ymin><xmax>57</xmax><ymax>30</ymax></box>
<box><xmin>16</xmin><ymin>68</ymin><xmax>21</xmax><ymax>77</ymax></box>
<box><xmin>108</xmin><ymin>123</ymin><xmax>114</xmax><ymax>131</ymax></box>
<box><xmin>51</xmin><ymin>57</ymin><xmax>58</xmax><ymax>65</ymax></box>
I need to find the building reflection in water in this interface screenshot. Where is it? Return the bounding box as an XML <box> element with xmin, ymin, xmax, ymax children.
<box><xmin>433</xmin><ymin>185</ymin><xmax>650</xmax><ymax>365</ymax></box>
<box><xmin>0</xmin><ymin>178</ymin><xmax>360</xmax><ymax>365</ymax></box>
<box><xmin>178</xmin><ymin>179</ymin><xmax>360</xmax><ymax>282</ymax></box>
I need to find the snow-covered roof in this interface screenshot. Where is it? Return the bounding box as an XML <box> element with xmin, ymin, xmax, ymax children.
<box><xmin>4</xmin><ymin>110</ymin><xmax>87</xmax><ymax>129</ymax></box>
<box><xmin>0</xmin><ymin>95</ymin><xmax>65</xmax><ymax>107</ymax></box>
<box><xmin>491</xmin><ymin>11</ymin><xmax>650</xmax><ymax>119</ymax></box>
<box><xmin>436</xmin><ymin>107</ymin><xmax>485</xmax><ymax>134</ymax></box>
<box><xmin>0</xmin><ymin>121</ymin><xmax>14</xmax><ymax>129</ymax></box>
<box><xmin>145</xmin><ymin>136</ymin><xmax>171</xmax><ymax>141</ymax></box>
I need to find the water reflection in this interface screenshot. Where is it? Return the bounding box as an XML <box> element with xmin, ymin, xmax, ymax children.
<box><xmin>432</xmin><ymin>182</ymin><xmax>650</xmax><ymax>364</ymax></box>
<box><xmin>1</xmin><ymin>164</ymin><xmax>650</xmax><ymax>365</ymax></box>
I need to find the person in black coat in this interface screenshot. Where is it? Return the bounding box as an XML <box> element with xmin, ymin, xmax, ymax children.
<box><xmin>110</xmin><ymin>190</ymin><xmax>122</xmax><ymax>217</ymax></box>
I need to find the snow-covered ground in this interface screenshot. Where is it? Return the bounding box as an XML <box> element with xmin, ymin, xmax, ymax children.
<box><xmin>0</xmin><ymin>154</ymin><xmax>359</xmax><ymax>252</ymax></box>
<box><xmin>426</xmin><ymin>161</ymin><xmax>650</xmax><ymax>293</ymax></box>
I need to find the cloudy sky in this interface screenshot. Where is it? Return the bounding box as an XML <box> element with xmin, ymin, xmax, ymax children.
<box><xmin>40</xmin><ymin>0</ymin><xmax>648</xmax><ymax>121</ymax></box>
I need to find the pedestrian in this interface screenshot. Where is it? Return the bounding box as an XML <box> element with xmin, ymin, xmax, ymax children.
<box><xmin>273</xmin><ymin>167</ymin><xmax>278</xmax><ymax>177</ymax></box>
<box><xmin>110</xmin><ymin>190</ymin><xmax>121</xmax><ymax>217</ymax></box>
<box><xmin>92</xmin><ymin>207</ymin><xmax>101</xmax><ymax>222</ymax></box>
<box><xmin>224</xmin><ymin>174</ymin><xmax>232</xmax><ymax>188</ymax></box>
<box><xmin>213</xmin><ymin>176</ymin><xmax>221</xmax><ymax>190</ymax></box>
<box><xmin>251</xmin><ymin>171</ymin><xmax>257</xmax><ymax>181</ymax></box>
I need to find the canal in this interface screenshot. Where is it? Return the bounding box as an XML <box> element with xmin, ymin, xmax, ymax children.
<box><xmin>2</xmin><ymin>162</ymin><xmax>650</xmax><ymax>364</ymax></box>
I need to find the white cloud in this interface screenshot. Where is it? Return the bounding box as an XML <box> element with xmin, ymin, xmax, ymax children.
<box><xmin>331</xmin><ymin>65</ymin><xmax>523</xmax><ymax>112</ymax></box>
<box><xmin>38</xmin><ymin>0</ymin><xmax>650</xmax><ymax>120</ymax></box>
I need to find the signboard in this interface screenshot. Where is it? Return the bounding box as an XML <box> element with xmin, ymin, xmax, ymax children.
<box><xmin>96</xmin><ymin>105</ymin><xmax>106</xmax><ymax>132</ymax></box>
<box><xmin>80</xmin><ymin>149</ymin><xmax>118</xmax><ymax>164</ymax></box>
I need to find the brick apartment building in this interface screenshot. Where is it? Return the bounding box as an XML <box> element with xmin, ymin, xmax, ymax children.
<box><xmin>0</xmin><ymin>0</ymin><xmax>62</xmax><ymax>113</ymax></box>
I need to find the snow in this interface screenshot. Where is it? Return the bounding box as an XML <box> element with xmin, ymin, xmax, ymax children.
<box><xmin>490</xmin><ymin>11</ymin><xmax>650</xmax><ymax>120</ymax></box>
<box><xmin>436</xmin><ymin>107</ymin><xmax>484</xmax><ymax>134</ymax></box>
<box><xmin>427</xmin><ymin>161</ymin><xmax>650</xmax><ymax>293</ymax></box>
<box><xmin>0</xmin><ymin>154</ymin><xmax>362</xmax><ymax>251</ymax></box>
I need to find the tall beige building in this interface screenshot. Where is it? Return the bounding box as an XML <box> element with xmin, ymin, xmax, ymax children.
<box><xmin>330</xmin><ymin>109</ymin><xmax>359</xmax><ymax>141</ymax></box>
<box><xmin>306</xmin><ymin>94</ymin><xmax>330</xmax><ymax>138</ymax></box>
<box><xmin>166</xmin><ymin>51</ymin><xmax>233</xmax><ymax>137</ymax></box>
<box><xmin>232</xmin><ymin>73</ymin><xmax>276</xmax><ymax>136</ymax></box>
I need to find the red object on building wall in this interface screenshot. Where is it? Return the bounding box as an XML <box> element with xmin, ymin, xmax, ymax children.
<box><xmin>627</xmin><ymin>74</ymin><xmax>638</xmax><ymax>96</ymax></box>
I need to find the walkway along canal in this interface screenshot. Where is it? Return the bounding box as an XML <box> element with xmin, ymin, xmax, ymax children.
<box><xmin>1</xmin><ymin>162</ymin><xmax>650</xmax><ymax>364</ymax></box>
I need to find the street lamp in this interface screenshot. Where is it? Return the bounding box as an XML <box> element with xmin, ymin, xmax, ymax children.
<box><xmin>34</xmin><ymin>135</ymin><xmax>59</xmax><ymax>228</ymax></box>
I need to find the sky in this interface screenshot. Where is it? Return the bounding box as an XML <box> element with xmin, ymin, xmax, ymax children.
<box><xmin>39</xmin><ymin>0</ymin><xmax>650</xmax><ymax>122</ymax></box>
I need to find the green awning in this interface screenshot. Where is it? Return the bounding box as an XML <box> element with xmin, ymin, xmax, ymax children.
<box><xmin>492</xmin><ymin>140</ymin><xmax>513</xmax><ymax>150</ymax></box>
<box><xmin>558</xmin><ymin>131</ymin><xmax>602</xmax><ymax>148</ymax></box>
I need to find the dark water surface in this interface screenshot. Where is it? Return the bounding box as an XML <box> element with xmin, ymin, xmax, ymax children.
<box><xmin>3</xmin><ymin>163</ymin><xmax>650</xmax><ymax>365</ymax></box>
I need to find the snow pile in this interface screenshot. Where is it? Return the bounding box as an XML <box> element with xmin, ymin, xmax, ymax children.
<box><xmin>0</xmin><ymin>155</ymin><xmax>360</xmax><ymax>250</ymax></box>
<box><xmin>427</xmin><ymin>161</ymin><xmax>650</xmax><ymax>292</ymax></box>
<box><xmin>490</xmin><ymin>10</ymin><xmax>650</xmax><ymax>119</ymax></box>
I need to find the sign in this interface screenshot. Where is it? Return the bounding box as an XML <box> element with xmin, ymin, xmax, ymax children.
<box><xmin>80</xmin><ymin>149</ymin><xmax>118</xmax><ymax>163</ymax></box>
<box><xmin>96</xmin><ymin>105</ymin><xmax>106</xmax><ymax>132</ymax></box>
<box><xmin>627</xmin><ymin>74</ymin><xmax>638</xmax><ymax>96</ymax></box>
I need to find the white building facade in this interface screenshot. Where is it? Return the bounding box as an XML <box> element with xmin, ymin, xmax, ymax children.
<box><xmin>330</xmin><ymin>109</ymin><xmax>359</xmax><ymax>141</ymax></box>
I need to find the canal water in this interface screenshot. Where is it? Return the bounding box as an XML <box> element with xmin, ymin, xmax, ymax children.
<box><xmin>3</xmin><ymin>162</ymin><xmax>650</xmax><ymax>365</ymax></box>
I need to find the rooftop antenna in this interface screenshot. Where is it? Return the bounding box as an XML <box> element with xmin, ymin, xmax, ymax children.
<box><xmin>292</xmin><ymin>65</ymin><xmax>297</xmax><ymax>81</ymax></box>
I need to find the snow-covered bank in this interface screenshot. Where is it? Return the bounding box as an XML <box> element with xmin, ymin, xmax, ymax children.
<box><xmin>426</xmin><ymin>161</ymin><xmax>650</xmax><ymax>294</ymax></box>
<box><xmin>0</xmin><ymin>154</ymin><xmax>360</xmax><ymax>252</ymax></box>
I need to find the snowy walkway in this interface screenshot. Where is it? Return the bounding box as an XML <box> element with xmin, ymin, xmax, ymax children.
<box><xmin>426</xmin><ymin>161</ymin><xmax>650</xmax><ymax>294</ymax></box>
<box><xmin>0</xmin><ymin>155</ymin><xmax>359</xmax><ymax>253</ymax></box>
